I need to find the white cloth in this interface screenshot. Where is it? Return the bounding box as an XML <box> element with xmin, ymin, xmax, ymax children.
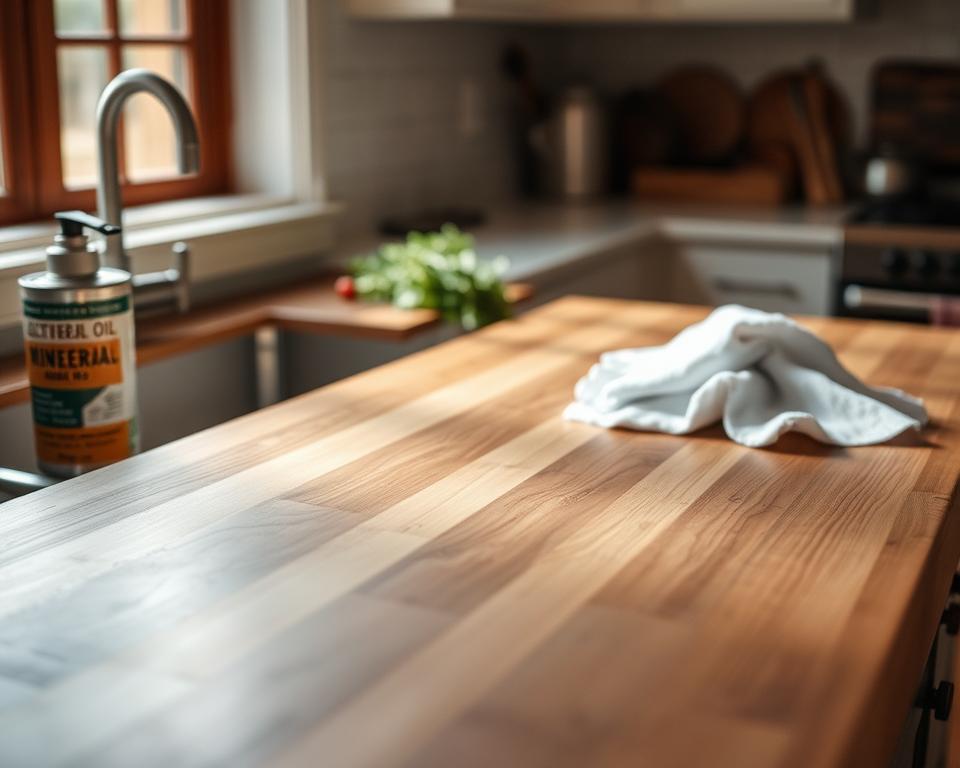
<box><xmin>564</xmin><ymin>304</ymin><xmax>928</xmax><ymax>448</ymax></box>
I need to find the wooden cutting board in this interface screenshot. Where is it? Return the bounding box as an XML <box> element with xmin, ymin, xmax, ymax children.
<box><xmin>747</xmin><ymin>66</ymin><xmax>849</xmax><ymax>205</ymax></box>
<box><xmin>658</xmin><ymin>64</ymin><xmax>745</xmax><ymax>164</ymax></box>
<box><xmin>632</xmin><ymin>164</ymin><xmax>790</xmax><ymax>205</ymax></box>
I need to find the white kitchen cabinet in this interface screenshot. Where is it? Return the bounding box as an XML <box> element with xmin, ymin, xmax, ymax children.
<box><xmin>513</xmin><ymin>231</ymin><xmax>834</xmax><ymax>317</ymax></box>
<box><xmin>669</xmin><ymin>239</ymin><xmax>834</xmax><ymax>316</ymax></box>
<box><xmin>518</xmin><ymin>239</ymin><xmax>671</xmax><ymax>311</ymax></box>
<box><xmin>345</xmin><ymin>0</ymin><xmax>860</xmax><ymax>22</ymax></box>
<box><xmin>346</xmin><ymin>0</ymin><xmax>655</xmax><ymax>21</ymax></box>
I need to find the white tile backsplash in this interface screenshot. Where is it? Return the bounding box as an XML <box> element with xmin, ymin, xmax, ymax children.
<box><xmin>320</xmin><ymin>2</ymin><xmax>550</xmax><ymax>236</ymax></box>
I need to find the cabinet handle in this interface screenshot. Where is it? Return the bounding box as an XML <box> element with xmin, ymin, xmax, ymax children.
<box><xmin>711</xmin><ymin>277</ymin><xmax>800</xmax><ymax>300</ymax></box>
<box><xmin>942</xmin><ymin>605</ymin><xmax>960</xmax><ymax>636</ymax></box>
<box><xmin>925</xmin><ymin>681</ymin><xmax>954</xmax><ymax>721</ymax></box>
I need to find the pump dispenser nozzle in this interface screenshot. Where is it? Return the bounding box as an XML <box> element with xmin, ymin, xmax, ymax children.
<box><xmin>46</xmin><ymin>210</ymin><xmax>122</xmax><ymax>278</ymax></box>
<box><xmin>54</xmin><ymin>211</ymin><xmax>122</xmax><ymax>238</ymax></box>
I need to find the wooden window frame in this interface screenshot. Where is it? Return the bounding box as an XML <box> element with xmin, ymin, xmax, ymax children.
<box><xmin>0</xmin><ymin>0</ymin><xmax>231</xmax><ymax>227</ymax></box>
<box><xmin>0</xmin><ymin>1</ymin><xmax>37</xmax><ymax>225</ymax></box>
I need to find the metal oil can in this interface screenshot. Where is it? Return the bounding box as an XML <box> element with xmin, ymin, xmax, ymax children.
<box><xmin>18</xmin><ymin>211</ymin><xmax>139</xmax><ymax>478</ymax></box>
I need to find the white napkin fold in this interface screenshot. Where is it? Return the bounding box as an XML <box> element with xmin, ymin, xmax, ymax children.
<box><xmin>563</xmin><ymin>304</ymin><xmax>928</xmax><ymax>448</ymax></box>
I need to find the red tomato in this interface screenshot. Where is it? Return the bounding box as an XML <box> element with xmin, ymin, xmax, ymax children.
<box><xmin>334</xmin><ymin>275</ymin><xmax>356</xmax><ymax>300</ymax></box>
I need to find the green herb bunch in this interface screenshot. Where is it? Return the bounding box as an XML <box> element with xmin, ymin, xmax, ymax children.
<box><xmin>351</xmin><ymin>224</ymin><xmax>511</xmax><ymax>330</ymax></box>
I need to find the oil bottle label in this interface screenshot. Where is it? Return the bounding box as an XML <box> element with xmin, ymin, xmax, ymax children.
<box><xmin>22</xmin><ymin>296</ymin><xmax>138</xmax><ymax>469</ymax></box>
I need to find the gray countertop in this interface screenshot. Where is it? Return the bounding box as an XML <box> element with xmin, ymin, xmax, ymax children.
<box><xmin>335</xmin><ymin>200</ymin><xmax>850</xmax><ymax>282</ymax></box>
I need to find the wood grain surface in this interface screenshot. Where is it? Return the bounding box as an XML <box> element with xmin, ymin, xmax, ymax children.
<box><xmin>0</xmin><ymin>276</ymin><xmax>533</xmax><ymax>410</ymax></box>
<box><xmin>1</xmin><ymin>297</ymin><xmax>959</xmax><ymax>768</ymax></box>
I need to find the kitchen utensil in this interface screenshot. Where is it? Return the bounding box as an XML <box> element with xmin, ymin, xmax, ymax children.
<box><xmin>533</xmin><ymin>86</ymin><xmax>608</xmax><ymax>200</ymax></box>
<box><xmin>750</xmin><ymin>140</ymin><xmax>798</xmax><ymax>196</ymax></box>
<box><xmin>863</xmin><ymin>150</ymin><xmax>920</xmax><ymax>199</ymax></box>
<box><xmin>787</xmin><ymin>75</ymin><xmax>833</xmax><ymax>205</ymax></box>
<box><xmin>747</xmin><ymin>69</ymin><xmax>850</xmax><ymax>154</ymax></box>
<box><xmin>657</xmin><ymin>65</ymin><xmax>745</xmax><ymax>164</ymax></box>
<box><xmin>612</xmin><ymin>88</ymin><xmax>679</xmax><ymax>192</ymax></box>
<box><xmin>802</xmin><ymin>67</ymin><xmax>844</xmax><ymax>202</ymax></box>
<box><xmin>746</xmin><ymin>66</ymin><xmax>848</xmax><ymax>205</ymax></box>
<box><xmin>501</xmin><ymin>43</ymin><xmax>546</xmax><ymax>122</ymax></box>
<box><xmin>502</xmin><ymin>43</ymin><xmax>547</xmax><ymax>197</ymax></box>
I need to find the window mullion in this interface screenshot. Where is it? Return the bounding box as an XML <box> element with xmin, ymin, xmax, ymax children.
<box><xmin>0</xmin><ymin>1</ymin><xmax>38</xmax><ymax>222</ymax></box>
<box><xmin>105</xmin><ymin>0</ymin><xmax>127</xmax><ymax>193</ymax></box>
<box><xmin>105</xmin><ymin>0</ymin><xmax>119</xmax><ymax>38</ymax></box>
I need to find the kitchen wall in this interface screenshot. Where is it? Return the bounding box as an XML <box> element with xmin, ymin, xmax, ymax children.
<box><xmin>319</xmin><ymin>1</ymin><xmax>549</xmax><ymax>235</ymax></box>
<box><xmin>546</xmin><ymin>0</ymin><xmax>960</xmax><ymax>145</ymax></box>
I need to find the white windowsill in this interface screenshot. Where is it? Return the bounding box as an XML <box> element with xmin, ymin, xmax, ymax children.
<box><xmin>0</xmin><ymin>195</ymin><xmax>271</xmax><ymax>251</ymax></box>
<box><xmin>0</xmin><ymin>193</ymin><xmax>339</xmax><ymax>262</ymax></box>
<box><xmin>0</xmin><ymin>194</ymin><xmax>344</xmax><ymax>329</ymax></box>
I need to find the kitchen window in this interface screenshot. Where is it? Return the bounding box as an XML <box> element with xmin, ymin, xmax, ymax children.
<box><xmin>0</xmin><ymin>0</ymin><xmax>231</xmax><ymax>227</ymax></box>
<box><xmin>0</xmin><ymin>0</ymin><xmax>331</xmax><ymax>333</ymax></box>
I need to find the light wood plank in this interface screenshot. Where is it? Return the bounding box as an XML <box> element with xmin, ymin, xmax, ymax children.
<box><xmin>274</xmin><ymin>440</ymin><xmax>746</xmax><ymax>768</ymax></box>
<box><xmin>0</xmin><ymin>418</ymin><xmax>601</xmax><ymax>759</ymax></box>
<box><xmin>0</xmin><ymin>303</ymin><xmax>663</xmax><ymax>623</ymax></box>
<box><xmin>0</xmin><ymin>296</ymin><xmax>603</xmax><ymax>556</ymax></box>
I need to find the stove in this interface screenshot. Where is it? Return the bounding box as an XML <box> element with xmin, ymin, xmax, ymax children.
<box><xmin>849</xmin><ymin>197</ymin><xmax>960</xmax><ymax>229</ymax></box>
<box><xmin>839</xmin><ymin>195</ymin><xmax>960</xmax><ymax>323</ymax></box>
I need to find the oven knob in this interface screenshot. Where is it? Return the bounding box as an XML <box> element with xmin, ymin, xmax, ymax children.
<box><xmin>881</xmin><ymin>248</ymin><xmax>909</xmax><ymax>275</ymax></box>
<box><xmin>914</xmin><ymin>250</ymin><xmax>941</xmax><ymax>279</ymax></box>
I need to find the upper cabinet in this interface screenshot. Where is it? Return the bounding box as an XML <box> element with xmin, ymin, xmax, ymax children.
<box><xmin>345</xmin><ymin>0</ymin><xmax>861</xmax><ymax>22</ymax></box>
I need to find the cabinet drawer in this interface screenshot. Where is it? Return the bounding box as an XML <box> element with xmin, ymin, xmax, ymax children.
<box><xmin>673</xmin><ymin>244</ymin><xmax>833</xmax><ymax>316</ymax></box>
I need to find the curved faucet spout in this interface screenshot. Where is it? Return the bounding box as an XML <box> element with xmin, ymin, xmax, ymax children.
<box><xmin>96</xmin><ymin>68</ymin><xmax>200</xmax><ymax>271</ymax></box>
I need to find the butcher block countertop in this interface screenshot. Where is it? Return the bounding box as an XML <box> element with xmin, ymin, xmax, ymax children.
<box><xmin>2</xmin><ymin>297</ymin><xmax>960</xmax><ymax>767</ymax></box>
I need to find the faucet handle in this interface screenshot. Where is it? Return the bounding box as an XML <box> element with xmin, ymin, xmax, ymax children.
<box><xmin>129</xmin><ymin>241</ymin><xmax>191</xmax><ymax>316</ymax></box>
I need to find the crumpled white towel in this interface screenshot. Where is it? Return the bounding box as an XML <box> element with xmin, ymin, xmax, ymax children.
<box><xmin>563</xmin><ymin>304</ymin><xmax>928</xmax><ymax>448</ymax></box>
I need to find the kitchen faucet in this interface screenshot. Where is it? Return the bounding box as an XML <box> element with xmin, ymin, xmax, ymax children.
<box><xmin>0</xmin><ymin>70</ymin><xmax>203</xmax><ymax>498</ymax></box>
<box><xmin>96</xmin><ymin>68</ymin><xmax>200</xmax><ymax>314</ymax></box>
